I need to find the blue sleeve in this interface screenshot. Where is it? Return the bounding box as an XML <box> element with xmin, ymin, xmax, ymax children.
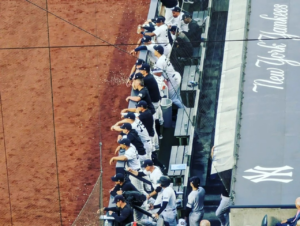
<box><xmin>286</xmin><ymin>215</ymin><xmax>296</xmax><ymax>223</ymax></box>
<box><xmin>135</xmin><ymin>46</ymin><xmax>148</xmax><ymax>52</ymax></box>
<box><xmin>104</xmin><ymin>207</ymin><xmax>118</xmax><ymax>212</ymax></box>
<box><xmin>157</xmin><ymin>201</ymin><xmax>168</xmax><ymax>215</ymax></box>
<box><xmin>129</xmin><ymin>72</ymin><xmax>135</xmax><ymax>80</ymax></box>
<box><xmin>111</xmin><ymin>207</ymin><xmax>132</xmax><ymax>223</ymax></box>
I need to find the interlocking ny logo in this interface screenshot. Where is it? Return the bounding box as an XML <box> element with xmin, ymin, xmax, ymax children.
<box><xmin>243</xmin><ymin>166</ymin><xmax>293</xmax><ymax>183</ymax></box>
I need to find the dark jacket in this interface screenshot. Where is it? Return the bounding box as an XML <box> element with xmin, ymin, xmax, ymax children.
<box><xmin>174</xmin><ymin>32</ymin><xmax>193</xmax><ymax>57</ymax></box>
<box><xmin>285</xmin><ymin>211</ymin><xmax>300</xmax><ymax>226</ymax></box>
<box><xmin>121</xmin><ymin>129</ymin><xmax>146</xmax><ymax>155</ymax></box>
<box><xmin>143</xmin><ymin>74</ymin><xmax>161</xmax><ymax>103</ymax></box>
<box><xmin>105</xmin><ymin>204</ymin><xmax>133</xmax><ymax>226</ymax></box>
<box><xmin>183</xmin><ymin>20</ymin><xmax>202</xmax><ymax>47</ymax></box>
<box><xmin>110</xmin><ymin>180</ymin><xmax>138</xmax><ymax>197</ymax></box>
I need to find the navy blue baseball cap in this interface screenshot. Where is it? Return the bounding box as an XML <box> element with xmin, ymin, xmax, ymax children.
<box><xmin>182</xmin><ymin>13</ymin><xmax>192</xmax><ymax>20</ymax></box>
<box><xmin>135</xmin><ymin>59</ymin><xmax>145</xmax><ymax>65</ymax></box>
<box><xmin>170</xmin><ymin>26</ymin><xmax>178</xmax><ymax>32</ymax></box>
<box><xmin>111</xmin><ymin>173</ymin><xmax>125</xmax><ymax>182</ymax></box>
<box><xmin>155</xmin><ymin>16</ymin><xmax>165</xmax><ymax>23</ymax></box>
<box><xmin>154</xmin><ymin>45</ymin><xmax>164</xmax><ymax>55</ymax></box>
<box><xmin>134</xmin><ymin>72</ymin><xmax>144</xmax><ymax>80</ymax></box>
<box><xmin>189</xmin><ymin>176</ymin><xmax>200</xmax><ymax>186</ymax></box>
<box><xmin>141</xmin><ymin>35</ymin><xmax>152</xmax><ymax>43</ymax></box>
<box><xmin>124</xmin><ymin>112</ymin><xmax>136</xmax><ymax>120</ymax></box>
<box><xmin>120</xmin><ymin>123</ymin><xmax>132</xmax><ymax>130</ymax></box>
<box><xmin>139</xmin><ymin>63</ymin><xmax>150</xmax><ymax>72</ymax></box>
<box><xmin>172</xmin><ymin>6</ymin><xmax>181</xmax><ymax>12</ymax></box>
<box><xmin>112</xmin><ymin>195</ymin><xmax>125</xmax><ymax>203</ymax></box>
<box><xmin>136</xmin><ymin>100</ymin><xmax>148</xmax><ymax>108</ymax></box>
<box><xmin>118</xmin><ymin>138</ymin><xmax>130</xmax><ymax>146</ymax></box>
<box><xmin>142</xmin><ymin>159</ymin><xmax>154</xmax><ymax>168</ymax></box>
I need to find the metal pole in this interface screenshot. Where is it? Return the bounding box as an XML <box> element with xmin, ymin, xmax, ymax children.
<box><xmin>99</xmin><ymin>142</ymin><xmax>103</xmax><ymax>226</ymax></box>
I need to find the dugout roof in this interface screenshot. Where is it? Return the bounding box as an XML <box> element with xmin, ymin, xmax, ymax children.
<box><xmin>232</xmin><ymin>0</ymin><xmax>300</xmax><ymax>207</ymax></box>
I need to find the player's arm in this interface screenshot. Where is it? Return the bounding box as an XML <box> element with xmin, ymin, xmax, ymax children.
<box><xmin>113</xmin><ymin>119</ymin><xmax>129</xmax><ymax>127</ymax></box>
<box><xmin>111</xmin><ymin>125</ymin><xmax>123</xmax><ymax>132</ymax></box>
<box><xmin>104</xmin><ymin>207</ymin><xmax>118</xmax><ymax>212</ymax></box>
<box><xmin>185</xmin><ymin>192</ymin><xmax>194</xmax><ymax>217</ymax></box>
<box><xmin>146</xmin><ymin>32</ymin><xmax>156</xmax><ymax>37</ymax></box>
<box><xmin>121</xmin><ymin>108</ymin><xmax>138</xmax><ymax>113</ymax></box>
<box><xmin>117</xmin><ymin>135</ymin><xmax>123</xmax><ymax>141</ymax></box>
<box><xmin>148</xmin><ymin>186</ymin><xmax>161</xmax><ymax>200</ymax></box>
<box><xmin>127</xmin><ymin>168</ymin><xmax>139</xmax><ymax>176</ymax></box>
<box><xmin>110</xmin><ymin>185</ymin><xmax>120</xmax><ymax>197</ymax></box>
<box><xmin>111</xmin><ymin>207</ymin><xmax>131</xmax><ymax>223</ymax></box>
<box><xmin>109</xmin><ymin>156</ymin><xmax>128</xmax><ymax>165</ymax></box>
<box><xmin>156</xmin><ymin>201</ymin><xmax>168</xmax><ymax>214</ymax></box>
<box><xmin>126</xmin><ymin>96</ymin><xmax>141</xmax><ymax>102</ymax></box>
<box><xmin>128</xmin><ymin>64</ymin><xmax>137</xmax><ymax>82</ymax></box>
<box><xmin>136</xmin><ymin>38</ymin><xmax>142</xmax><ymax>47</ymax></box>
<box><xmin>135</xmin><ymin>45</ymin><xmax>148</xmax><ymax>51</ymax></box>
<box><xmin>115</xmin><ymin>145</ymin><xmax>121</xmax><ymax>154</ymax></box>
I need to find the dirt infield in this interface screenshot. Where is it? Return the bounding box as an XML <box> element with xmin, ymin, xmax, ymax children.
<box><xmin>0</xmin><ymin>0</ymin><xmax>150</xmax><ymax>225</ymax></box>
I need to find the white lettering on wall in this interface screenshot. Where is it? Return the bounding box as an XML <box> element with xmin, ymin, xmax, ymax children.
<box><xmin>243</xmin><ymin>166</ymin><xmax>293</xmax><ymax>183</ymax></box>
<box><xmin>252</xmin><ymin>4</ymin><xmax>300</xmax><ymax>92</ymax></box>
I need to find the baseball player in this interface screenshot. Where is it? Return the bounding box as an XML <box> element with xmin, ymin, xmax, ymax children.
<box><xmin>160</xmin><ymin>0</ymin><xmax>178</xmax><ymax>25</ymax></box>
<box><xmin>125</xmin><ymin>79</ymin><xmax>156</xmax><ymax>115</ymax></box>
<box><xmin>152</xmin><ymin>67</ymin><xmax>168</xmax><ymax>99</ymax></box>
<box><xmin>121</xmin><ymin>101</ymin><xmax>155</xmax><ymax>138</ymax></box>
<box><xmin>129</xmin><ymin>160</ymin><xmax>165</xmax><ymax>225</ymax></box>
<box><xmin>128</xmin><ymin>159</ymin><xmax>163</xmax><ymax>190</ymax></box>
<box><xmin>126</xmin><ymin>58</ymin><xmax>145</xmax><ymax>87</ymax></box>
<box><xmin>112</xmin><ymin>113</ymin><xmax>153</xmax><ymax>159</ymax></box>
<box><xmin>130</xmin><ymin>35</ymin><xmax>158</xmax><ymax>64</ymax></box>
<box><xmin>150</xmin><ymin>176</ymin><xmax>177</xmax><ymax>226</ymax></box>
<box><xmin>121</xmin><ymin>101</ymin><xmax>165</xmax><ymax>170</ymax></box>
<box><xmin>165</xmin><ymin>6</ymin><xmax>185</xmax><ymax>30</ymax></box>
<box><xmin>109</xmin><ymin>138</ymin><xmax>143</xmax><ymax>196</ymax></box>
<box><xmin>98</xmin><ymin>195</ymin><xmax>134</xmax><ymax>226</ymax></box>
<box><xmin>185</xmin><ymin>176</ymin><xmax>206</xmax><ymax>226</ymax></box>
<box><xmin>110</xmin><ymin>173</ymin><xmax>138</xmax><ymax>197</ymax></box>
<box><xmin>117</xmin><ymin>123</ymin><xmax>147</xmax><ymax>161</ymax></box>
<box><xmin>153</xmin><ymin>44</ymin><xmax>185</xmax><ymax>108</ymax></box>
<box><xmin>134</xmin><ymin>65</ymin><xmax>161</xmax><ymax>150</ymax></box>
<box><xmin>146</xmin><ymin>16</ymin><xmax>172</xmax><ymax>56</ymax></box>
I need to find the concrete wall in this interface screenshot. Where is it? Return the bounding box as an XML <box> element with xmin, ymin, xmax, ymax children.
<box><xmin>230</xmin><ymin>208</ymin><xmax>297</xmax><ymax>226</ymax></box>
<box><xmin>211</xmin><ymin>0</ymin><xmax>249</xmax><ymax>175</ymax></box>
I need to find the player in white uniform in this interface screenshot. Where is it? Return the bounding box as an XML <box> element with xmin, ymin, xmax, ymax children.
<box><xmin>111</xmin><ymin>112</ymin><xmax>153</xmax><ymax>159</ymax></box>
<box><xmin>129</xmin><ymin>159</ymin><xmax>164</xmax><ymax>225</ymax></box>
<box><xmin>152</xmin><ymin>67</ymin><xmax>167</xmax><ymax>126</ymax></box>
<box><xmin>161</xmin><ymin>0</ymin><xmax>178</xmax><ymax>25</ymax></box>
<box><xmin>130</xmin><ymin>35</ymin><xmax>158</xmax><ymax>64</ymax></box>
<box><xmin>165</xmin><ymin>6</ymin><xmax>185</xmax><ymax>31</ymax></box>
<box><xmin>154</xmin><ymin>45</ymin><xmax>184</xmax><ymax>108</ymax></box>
<box><xmin>150</xmin><ymin>176</ymin><xmax>177</xmax><ymax>226</ymax></box>
<box><xmin>128</xmin><ymin>159</ymin><xmax>163</xmax><ymax>190</ymax></box>
<box><xmin>185</xmin><ymin>176</ymin><xmax>206</xmax><ymax>226</ymax></box>
<box><xmin>109</xmin><ymin>138</ymin><xmax>141</xmax><ymax>170</ymax></box>
<box><xmin>146</xmin><ymin>16</ymin><xmax>172</xmax><ymax>56</ymax></box>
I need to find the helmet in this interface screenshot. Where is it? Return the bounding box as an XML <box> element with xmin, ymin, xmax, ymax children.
<box><xmin>157</xmin><ymin>176</ymin><xmax>171</xmax><ymax>187</ymax></box>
